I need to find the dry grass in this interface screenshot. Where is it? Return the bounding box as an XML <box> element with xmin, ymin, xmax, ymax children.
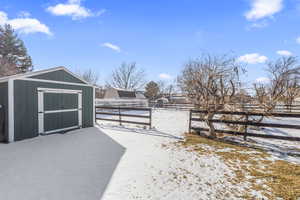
<box><xmin>181</xmin><ymin>134</ymin><xmax>300</xmax><ymax>200</ymax></box>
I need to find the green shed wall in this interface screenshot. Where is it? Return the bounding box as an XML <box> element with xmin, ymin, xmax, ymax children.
<box><xmin>0</xmin><ymin>82</ymin><xmax>8</xmax><ymax>142</ymax></box>
<box><xmin>30</xmin><ymin>70</ymin><xmax>86</xmax><ymax>84</ymax></box>
<box><xmin>13</xmin><ymin>80</ymin><xmax>93</xmax><ymax>141</ymax></box>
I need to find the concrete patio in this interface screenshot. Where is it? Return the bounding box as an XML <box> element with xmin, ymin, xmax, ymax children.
<box><xmin>0</xmin><ymin>127</ymin><xmax>125</xmax><ymax>200</ymax></box>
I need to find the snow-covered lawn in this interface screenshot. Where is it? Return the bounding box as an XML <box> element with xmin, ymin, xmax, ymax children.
<box><xmin>99</xmin><ymin>109</ymin><xmax>300</xmax><ymax>200</ymax></box>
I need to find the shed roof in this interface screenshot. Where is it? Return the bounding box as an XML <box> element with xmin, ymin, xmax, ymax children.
<box><xmin>0</xmin><ymin>66</ymin><xmax>90</xmax><ymax>85</ymax></box>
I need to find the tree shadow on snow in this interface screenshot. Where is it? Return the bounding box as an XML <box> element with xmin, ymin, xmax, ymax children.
<box><xmin>97</xmin><ymin>123</ymin><xmax>184</xmax><ymax>140</ymax></box>
<box><xmin>220</xmin><ymin>134</ymin><xmax>300</xmax><ymax>159</ymax></box>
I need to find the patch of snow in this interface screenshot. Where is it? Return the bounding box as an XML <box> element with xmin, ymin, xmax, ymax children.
<box><xmin>97</xmin><ymin>109</ymin><xmax>300</xmax><ymax>199</ymax></box>
<box><xmin>100</xmin><ymin>126</ymin><xmax>253</xmax><ymax>200</ymax></box>
<box><xmin>99</xmin><ymin>109</ymin><xmax>264</xmax><ymax>200</ymax></box>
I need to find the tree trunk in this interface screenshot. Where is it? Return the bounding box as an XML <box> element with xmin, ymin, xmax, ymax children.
<box><xmin>206</xmin><ymin>112</ymin><xmax>217</xmax><ymax>139</ymax></box>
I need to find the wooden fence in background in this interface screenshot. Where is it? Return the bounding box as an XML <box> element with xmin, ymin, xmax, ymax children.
<box><xmin>96</xmin><ymin>98</ymin><xmax>149</xmax><ymax>107</ymax></box>
<box><xmin>189</xmin><ymin>109</ymin><xmax>300</xmax><ymax>141</ymax></box>
<box><xmin>150</xmin><ymin>101</ymin><xmax>300</xmax><ymax>112</ymax></box>
<box><xmin>233</xmin><ymin>104</ymin><xmax>300</xmax><ymax>113</ymax></box>
<box><xmin>96</xmin><ymin>106</ymin><xmax>152</xmax><ymax>127</ymax></box>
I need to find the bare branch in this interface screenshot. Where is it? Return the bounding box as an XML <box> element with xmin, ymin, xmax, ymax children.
<box><xmin>178</xmin><ymin>54</ymin><xmax>245</xmax><ymax>138</ymax></box>
<box><xmin>107</xmin><ymin>62</ymin><xmax>146</xmax><ymax>90</ymax></box>
<box><xmin>78</xmin><ymin>68</ymin><xmax>99</xmax><ymax>85</ymax></box>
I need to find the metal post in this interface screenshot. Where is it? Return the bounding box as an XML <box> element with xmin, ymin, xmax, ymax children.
<box><xmin>188</xmin><ymin>110</ymin><xmax>192</xmax><ymax>133</ymax></box>
<box><xmin>95</xmin><ymin>107</ymin><xmax>97</xmax><ymax>124</ymax></box>
<box><xmin>118</xmin><ymin>107</ymin><xmax>122</xmax><ymax>126</ymax></box>
<box><xmin>244</xmin><ymin>113</ymin><xmax>248</xmax><ymax>141</ymax></box>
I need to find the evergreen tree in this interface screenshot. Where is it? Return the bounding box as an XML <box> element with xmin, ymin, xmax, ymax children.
<box><xmin>0</xmin><ymin>24</ymin><xmax>33</xmax><ymax>75</ymax></box>
<box><xmin>145</xmin><ymin>81</ymin><xmax>160</xmax><ymax>100</ymax></box>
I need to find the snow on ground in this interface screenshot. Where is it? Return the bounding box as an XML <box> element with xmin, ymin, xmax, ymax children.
<box><xmin>99</xmin><ymin>109</ymin><xmax>262</xmax><ymax>200</ymax></box>
<box><xmin>191</xmin><ymin>115</ymin><xmax>300</xmax><ymax>164</ymax></box>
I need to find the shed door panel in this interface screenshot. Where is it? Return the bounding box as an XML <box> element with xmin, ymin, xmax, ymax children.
<box><xmin>44</xmin><ymin>93</ymin><xmax>78</xmax><ymax>111</ymax></box>
<box><xmin>44</xmin><ymin>111</ymin><xmax>78</xmax><ymax>132</ymax></box>
<box><xmin>44</xmin><ymin>112</ymin><xmax>62</xmax><ymax>132</ymax></box>
<box><xmin>60</xmin><ymin>111</ymin><xmax>79</xmax><ymax>128</ymax></box>
<box><xmin>61</xmin><ymin>93</ymin><xmax>78</xmax><ymax>110</ymax></box>
<box><xmin>38</xmin><ymin>89</ymin><xmax>82</xmax><ymax>135</ymax></box>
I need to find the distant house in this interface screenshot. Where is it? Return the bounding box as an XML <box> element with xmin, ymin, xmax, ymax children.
<box><xmin>104</xmin><ymin>87</ymin><xmax>146</xmax><ymax>99</ymax></box>
<box><xmin>169</xmin><ymin>94</ymin><xmax>190</xmax><ymax>104</ymax></box>
<box><xmin>96</xmin><ymin>87</ymin><xmax>148</xmax><ymax>107</ymax></box>
<box><xmin>95</xmin><ymin>87</ymin><xmax>105</xmax><ymax>99</ymax></box>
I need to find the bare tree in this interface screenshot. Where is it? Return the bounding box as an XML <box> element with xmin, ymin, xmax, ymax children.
<box><xmin>79</xmin><ymin>68</ymin><xmax>99</xmax><ymax>85</ymax></box>
<box><xmin>0</xmin><ymin>56</ymin><xmax>18</xmax><ymax>77</ymax></box>
<box><xmin>284</xmin><ymin>77</ymin><xmax>300</xmax><ymax>111</ymax></box>
<box><xmin>178</xmin><ymin>54</ymin><xmax>244</xmax><ymax>138</ymax></box>
<box><xmin>157</xmin><ymin>80</ymin><xmax>176</xmax><ymax>98</ymax></box>
<box><xmin>157</xmin><ymin>80</ymin><xmax>166</xmax><ymax>96</ymax></box>
<box><xmin>107</xmin><ymin>62</ymin><xmax>146</xmax><ymax>90</ymax></box>
<box><xmin>254</xmin><ymin>56</ymin><xmax>300</xmax><ymax>112</ymax></box>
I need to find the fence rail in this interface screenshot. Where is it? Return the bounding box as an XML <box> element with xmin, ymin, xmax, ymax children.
<box><xmin>149</xmin><ymin>101</ymin><xmax>195</xmax><ymax>110</ymax></box>
<box><xmin>150</xmin><ymin>101</ymin><xmax>300</xmax><ymax>112</ymax></box>
<box><xmin>189</xmin><ymin>109</ymin><xmax>300</xmax><ymax>141</ymax></box>
<box><xmin>96</xmin><ymin>98</ymin><xmax>148</xmax><ymax>107</ymax></box>
<box><xmin>95</xmin><ymin>106</ymin><xmax>152</xmax><ymax>127</ymax></box>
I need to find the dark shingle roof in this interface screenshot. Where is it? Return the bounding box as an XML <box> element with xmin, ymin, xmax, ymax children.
<box><xmin>117</xmin><ymin>90</ymin><xmax>136</xmax><ymax>98</ymax></box>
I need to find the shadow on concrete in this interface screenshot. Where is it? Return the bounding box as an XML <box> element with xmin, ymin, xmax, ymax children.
<box><xmin>98</xmin><ymin>124</ymin><xmax>184</xmax><ymax>140</ymax></box>
<box><xmin>0</xmin><ymin>127</ymin><xmax>125</xmax><ymax>200</ymax></box>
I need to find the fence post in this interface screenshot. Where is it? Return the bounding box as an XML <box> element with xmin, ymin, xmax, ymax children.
<box><xmin>118</xmin><ymin>106</ymin><xmax>122</xmax><ymax>126</ymax></box>
<box><xmin>244</xmin><ymin>113</ymin><xmax>248</xmax><ymax>141</ymax></box>
<box><xmin>188</xmin><ymin>110</ymin><xmax>192</xmax><ymax>133</ymax></box>
<box><xmin>95</xmin><ymin>106</ymin><xmax>97</xmax><ymax>124</ymax></box>
<box><xmin>149</xmin><ymin>108</ymin><xmax>152</xmax><ymax>129</ymax></box>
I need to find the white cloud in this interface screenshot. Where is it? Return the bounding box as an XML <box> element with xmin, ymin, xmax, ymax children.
<box><xmin>47</xmin><ymin>0</ymin><xmax>105</xmax><ymax>20</ymax></box>
<box><xmin>159</xmin><ymin>73</ymin><xmax>172</xmax><ymax>80</ymax></box>
<box><xmin>238</xmin><ymin>53</ymin><xmax>268</xmax><ymax>64</ymax></box>
<box><xmin>255</xmin><ymin>77</ymin><xmax>270</xmax><ymax>84</ymax></box>
<box><xmin>0</xmin><ymin>11</ymin><xmax>52</xmax><ymax>35</ymax></box>
<box><xmin>245</xmin><ymin>0</ymin><xmax>283</xmax><ymax>21</ymax></box>
<box><xmin>102</xmin><ymin>42</ymin><xmax>121</xmax><ymax>52</ymax></box>
<box><xmin>276</xmin><ymin>50</ymin><xmax>292</xmax><ymax>56</ymax></box>
<box><xmin>296</xmin><ymin>37</ymin><xmax>300</xmax><ymax>44</ymax></box>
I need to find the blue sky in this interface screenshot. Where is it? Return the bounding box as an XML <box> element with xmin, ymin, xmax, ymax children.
<box><xmin>0</xmin><ymin>0</ymin><xmax>300</xmax><ymax>86</ymax></box>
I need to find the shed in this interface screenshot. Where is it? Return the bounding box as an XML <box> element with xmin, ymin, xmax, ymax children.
<box><xmin>0</xmin><ymin>67</ymin><xmax>95</xmax><ymax>142</ymax></box>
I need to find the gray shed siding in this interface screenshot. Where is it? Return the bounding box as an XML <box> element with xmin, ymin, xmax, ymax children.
<box><xmin>0</xmin><ymin>82</ymin><xmax>8</xmax><ymax>142</ymax></box>
<box><xmin>13</xmin><ymin>80</ymin><xmax>93</xmax><ymax>141</ymax></box>
<box><xmin>31</xmin><ymin>70</ymin><xmax>86</xmax><ymax>84</ymax></box>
